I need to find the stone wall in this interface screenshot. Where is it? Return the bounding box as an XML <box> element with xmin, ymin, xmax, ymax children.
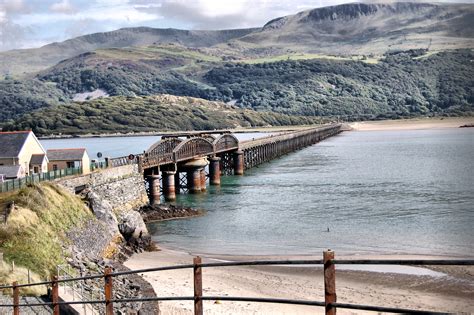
<box><xmin>55</xmin><ymin>164</ymin><xmax>149</xmax><ymax>213</ymax></box>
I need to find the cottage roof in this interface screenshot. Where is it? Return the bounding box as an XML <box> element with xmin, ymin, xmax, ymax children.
<box><xmin>0</xmin><ymin>131</ymin><xmax>31</xmax><ymax>158</ymax></box>
<box><xmin>30</xmin><ymin>154</ymin><xmax>46</xmax><ymax>165</ymax></box>
<box><xmin>0</xmin><ymin>165</ymin><xmax>22</xmax><ymax>178</ymax></box>
<box><xmin>47</xmin><ymin>148</ymin><xmax>87</xmax><ymax>161</ymax></box>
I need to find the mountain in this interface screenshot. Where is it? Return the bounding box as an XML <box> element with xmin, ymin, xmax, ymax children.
<box><xmin>0</xmin><ymin>27</ymin><xmax>257</xmax><ymax>77</ymax></box>
<box><xmin>1</xmin><ymin>2</ymin><xmax>473</xmax><ymax>77</ymax></box>
<box><xmin>0</xmin><ymin>2</ymin><xmax>473</xmax><ymax>133</ymax></box>
<box><xmin>228</xmin><ymin>2</ymin><xmax>474</xmax><ymax>56</ymax></box>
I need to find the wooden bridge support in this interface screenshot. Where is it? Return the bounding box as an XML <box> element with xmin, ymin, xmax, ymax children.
<box><xmin>174</xmin><ymin>172</ymin><xmax>181</xmax><ymax>194</ymax></box>
<box><xmin>241</xmin><ymin>125</ymin><xmax>341</xmax><ymax>170</ymax></box>
<box><xmin>233</xmin><ymin>150</ymin><xmax>244</xmax><ymax>175</ymax></box>
<box><xmin>163</xmin><ymin>171</ymin><xmax>176</xmax><ymax>201</ymax></box>
<box><xmin>148</xmin><ymin>174</ymin><xmax>161</xmax><ymax>205</ymax></box>
<box><xmin>209</xmin><ymin>157</ymin><xmax>221</xmax><ymax>185</ymax></box>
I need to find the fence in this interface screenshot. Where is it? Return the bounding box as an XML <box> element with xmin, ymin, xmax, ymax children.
<box><xmin>0</xmin><ymin>250</ymin><xmax>473</xmax><ymax>315</ymax></box>
<box><xmin>0</xmin><ymin>153</ymin><xmax>141</xmax><ymax>193</ymax></box>
<box><xmin>0</xmin><ymin>168</ymin><xmax>82</xmax><ymax>193</ymax></box>
<box><xmin>56</xmin><ymin>265</ymin><xmax>99</xmax><ymax>314</ymax></box>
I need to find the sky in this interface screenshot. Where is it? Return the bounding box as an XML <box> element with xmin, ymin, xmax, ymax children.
<box><xmin>1</xmin><ymin>0</ymin><xmax>473</xmax><ymax>51</ymax></box>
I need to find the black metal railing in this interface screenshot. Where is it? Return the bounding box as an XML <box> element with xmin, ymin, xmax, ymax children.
<box><xmin>1</xmin><ymin>250</ymin><xmax>472</xmax><ymax>315</ymax></box>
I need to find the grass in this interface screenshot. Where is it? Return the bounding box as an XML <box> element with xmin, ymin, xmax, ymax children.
<box><xmin>0</xmin><ymin>261</ymin><xmax>46</xmax><ymax>296</ymax></box>
<box><xmin>413</xmin><ymin>50</ymin><xmax>441</xmax><ymax>60</ymax></box>
<box><xmin>239</xmin><ymin>53</ymin><xmax>380</xmax><ymax>64</ymax></box>
<box><xmin>96</xmin><ymin>45</ymin><xmax>221</xmax><ymax>62</ymax></box>
<box><xmin>0</xmin><ymin>183</ymin><xmax>92</xmax><ymax>279</ymax></box>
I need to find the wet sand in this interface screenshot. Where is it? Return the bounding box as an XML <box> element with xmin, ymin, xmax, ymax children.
<box><xmin>124</xmin><ymin>248</ymin><xmax>474</xmax><ymax>314</ymax></box>
<box><xmin>349</xmin><ymin>117</ymin><xmax>474</xmax><ymax>131</ymax></box>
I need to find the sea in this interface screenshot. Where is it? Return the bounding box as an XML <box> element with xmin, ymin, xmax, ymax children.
<box><xmin>41</xmin><ymin>128</ymin><xmax>474</xmax><ymax>256</ymax></box>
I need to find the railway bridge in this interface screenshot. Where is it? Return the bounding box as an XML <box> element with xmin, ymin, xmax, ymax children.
<box><xmin>138</xmin><ymin>124</ymin><xmax>342</xmax><ymax>204</ymax></box>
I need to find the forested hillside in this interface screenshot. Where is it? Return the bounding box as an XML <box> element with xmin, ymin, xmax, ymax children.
<box><xmin>204</xmin><ymin>50</ymin><xmax>474</xmax><ymax>118</ymax></box>
<box><xmin>1</xmin><ymin>95</ymin><xmax>321</xmax><ymax>135</ymax></box>
<box><xmin>19</xmin><ymin>49</ymin><xmax>473</xmax><ymax>121</ymax></box>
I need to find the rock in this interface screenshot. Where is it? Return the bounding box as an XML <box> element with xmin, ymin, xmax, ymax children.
<box><xmin>86</xmin><ymin>191</ymin><xmax>119</xmax><ymax>235</ymax></box>
<box><xmin>119</xmin><ymin>211</ymin><xmax>149</xmax><ymax>239</ymax></box>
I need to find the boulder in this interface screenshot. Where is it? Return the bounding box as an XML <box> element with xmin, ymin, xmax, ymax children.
<box><xmin>86</xmin><ymin>191</ymin><xmax>119</xmax><ymax>235</ymax></box>
<box><xmin>119</xmin><ymin>211</ymin><xmax>149</xmax><ymax>239</ymax></box>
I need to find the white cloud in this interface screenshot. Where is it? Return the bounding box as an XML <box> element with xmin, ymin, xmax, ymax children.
<box><xmin>1</xmin><ymin>0</ymin><xmax>28</xmax><ymax>14</ymax></box>
<box><xmin>50</xmin><ymin>0</ymin><xmax>77</xmax><ymax>14</ymax></box>
<box><xmin>16</xmin><ymin>4</ymin><xmax>157</xmax><ymax>25</ymax></box>
<box><xmin>2</xmin><ymin>0</ymin><xmax>474</xmax><ymax>51</ymax></box>
<box><xmin>133</xmin><ymin>0</ymin><xmax>360</xmax><ymax>29</ymax></box>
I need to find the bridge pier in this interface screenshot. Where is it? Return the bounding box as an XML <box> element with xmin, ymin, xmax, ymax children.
<box><xmin>148</xmin><ymin>174</ymin><xmax>161</xmax><ymax>205</ymax></box>
<box><xmin>200</xmin><ymin>169</ymin><xmax>207</xmax><ymax>192</ymax></box>
<box><xmin>187</xmin><ymin>169</ymin><xmax>202</xmax><ymax>194</ymax></box>
<box><xmin>209</xmin><ymin>157</ymin><xmax>221</xmax><ymax>185</ymax></box>
<box><xmin>162</xmin><ymin>171</ymin><xmax>176</xmax><ymax>201</ymax></box>
<box><xmin>233</xmin><ymin>150</ymin><xmax>244</xmax><ymax>175</ymax></box>
<box><xmin>183</xmin><ymin>158</ymin><xmax>208</xmax><ymax>194</ymax></box>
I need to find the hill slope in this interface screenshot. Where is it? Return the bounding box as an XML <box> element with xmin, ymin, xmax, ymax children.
<box><xmin>1</xmin><ymin>94</ymin><xmax>322</xmax><ymax>135</ymax></box>
<box><xmin>1</xmin><ymin>2</ymin><xmax>473</xmax><ymax>76</ymax></box>
<box><xmin>25</xmin><ymin>49</ymin><xmax>473</xmax><ymax>120</ymax></box>
<box><xmin>0</xmin><ymin>27</ymin><xmax>257</xmax><ymax>76</ymax></box>
<box><xmin>229</xmin><ymin>2</ymin><xmax>474</xmax><ymax>56</ymax></box>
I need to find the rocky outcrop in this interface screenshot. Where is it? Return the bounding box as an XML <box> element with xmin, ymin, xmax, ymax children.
<box><xmin>86</xmin><ymin>191</ymin><xmax>119</xmax><ymax>236</ymax></box>
<box><xmin>118</xmin><ymin>211</ymin><xmax>149</xmax><ymax>239</ymax></box>
<box><xmin>139</xmin><ymin>203</ymin><xmax>205</xmax><ymax>223</ymax></box>
<box><xmin>63</xmin><ymin>255</ymin><xmax>159</xmax><ymax>315</ymax></box>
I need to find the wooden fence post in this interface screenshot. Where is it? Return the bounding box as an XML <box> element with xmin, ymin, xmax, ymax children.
<box><xmin>323</xmin><ymin>250</ymin><xmax>336</xmax><ymax>315</ymax></box>
<box><xmin>104</xmin><ymin>267</ymin><xmax>113</xmax><ymax>315</ymax></box>
<box><xmin>52</xmin><ymin>275</ymin><xmax>59</xmax><ymax>315</ymax></box>
<box><xmin>12</xmin><ymin>281</ymin><xmax>19</xmax><ymax>315</ymax></box>
<box><xmin>193</xmin><ymin>256</ymin><xmax>203</xmax><ymax>315</ymax></box>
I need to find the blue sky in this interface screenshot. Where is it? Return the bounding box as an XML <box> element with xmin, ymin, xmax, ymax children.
<box><xmin>1</xmin><ymin>0</ymin><xmax>473</xmax><ymax>51</ymax></box>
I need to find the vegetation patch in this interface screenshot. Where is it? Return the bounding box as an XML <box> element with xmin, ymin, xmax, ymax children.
<box><xmin>0</xmin><ymin>183</ymin><xmax>92</xmax><ymax>278</ymax></box>
<box><xmin>0</xmin><ymin>261</ymin><xmax>46</xmax><ymax>296</ymax></box>
<box><xmin>3</xmin><ymin>94</ymin><xmax>322</xmax><ymax>135</ymax></box>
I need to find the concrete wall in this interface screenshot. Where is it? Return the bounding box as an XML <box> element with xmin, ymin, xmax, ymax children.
<box><xmin>55</xmin><ymin>164</ymin><xmax>148</xmax><ymax>213</ymax></box>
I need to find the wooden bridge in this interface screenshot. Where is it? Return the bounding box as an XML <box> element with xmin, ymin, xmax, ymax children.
<box><xmin>136</xmin><ymin>124</ymin><xmax>342</xmax><ymax>204</ymax></box>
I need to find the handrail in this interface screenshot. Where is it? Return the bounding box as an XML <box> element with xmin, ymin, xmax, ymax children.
<box><xmin>2</xmin><ymin>252</ymin><xmax>472</xmax><ymax>315</ymax></box>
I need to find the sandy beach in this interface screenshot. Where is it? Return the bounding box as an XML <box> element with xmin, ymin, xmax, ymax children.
<box><xmin>124</xmin><ymin>248</ymin><xmax>474</xmax><ymax>314</ymax></box>
<box><xmin>349</xmin><ymin>117</ymin><xmax>474</xmax><ymax>131</ymax></box>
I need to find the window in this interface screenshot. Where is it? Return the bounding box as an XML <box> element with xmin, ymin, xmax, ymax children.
<box><xmin>67</xmin><ymin>161</ymin><xmax>75</xmax><ymax>169</ymax></box>
<box><xmin>33</xmin><ymin>166</ymin><xmax>39</xmax><ymax>173</ymax></box>
<box><xmin>53</xmin><ymin>164</ymin><xmax>58</xmax><ymax>171</ymax></box>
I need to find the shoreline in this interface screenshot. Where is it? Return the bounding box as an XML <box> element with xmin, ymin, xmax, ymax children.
<box><xmin>349</xmin><ymin>117</ymin><xmax>474</xmax><ymax>131</ymax></box>
<box><xmin>125</xmin><ymin>246</ymin><xmax>474</xmax><ymax>314</ymax></box>
<box><xmin>35</xmin><ymin>117</ymin><xmax>474</xmax><ymax>139</ymax></box>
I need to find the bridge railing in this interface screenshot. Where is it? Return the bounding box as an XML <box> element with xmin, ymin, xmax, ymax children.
<box><xmin>0</xmin><ymin>250</ymin><xmax>472</xmax><ymax>315</ymax></box>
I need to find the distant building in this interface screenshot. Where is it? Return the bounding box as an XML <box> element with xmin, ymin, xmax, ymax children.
<box><xmin>0</xmin><ymin>131</ymin><xmax>49</xmax><ymax>179</ymax></box>
<box><xmin>0</xmin><ymin>165</ymin><xmax>23</xmax><ymax>180</ymax></box>
<box><xmin>47</xmin><ymin>148</ymin><xmax>91</xmax><ymax>174</ymax></box>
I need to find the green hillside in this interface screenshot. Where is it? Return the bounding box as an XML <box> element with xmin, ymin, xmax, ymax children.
<box><xmin>1</xmin><ymin>94</ymin><xmax>322</xmax><ymax>136</ymax></box>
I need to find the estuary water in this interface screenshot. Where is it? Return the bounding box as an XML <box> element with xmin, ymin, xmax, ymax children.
<box><xmin>148</xmin><ymin>128</ymin><xmax>474</xmax><ymax>256</ymax></box>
